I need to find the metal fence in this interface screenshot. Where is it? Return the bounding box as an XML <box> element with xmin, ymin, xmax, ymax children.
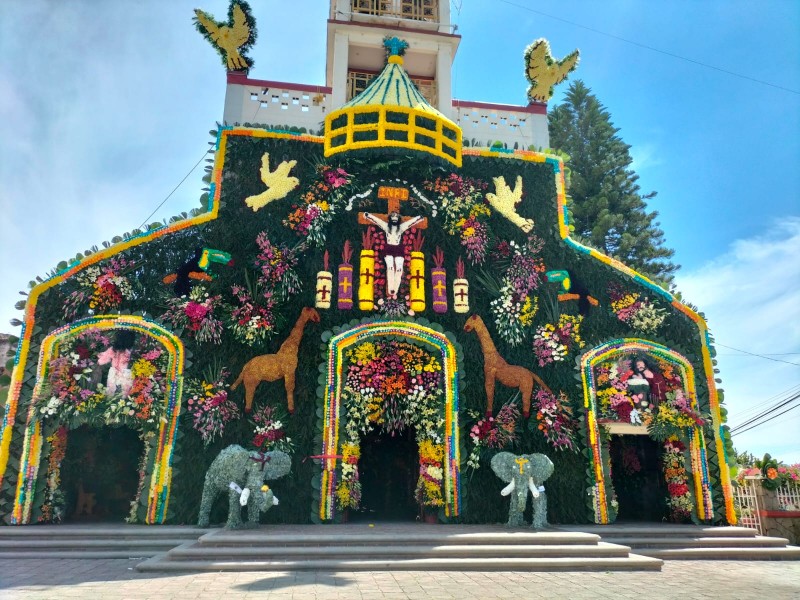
<box><xmin>732</xmin><ymin>476</ymin><xmax>762</xmax><ymax>534</ymax></box>
<box><xmin>777</xmin><ymin>483</ymin><xmax>800</xmax><ymax>511</ymax></box>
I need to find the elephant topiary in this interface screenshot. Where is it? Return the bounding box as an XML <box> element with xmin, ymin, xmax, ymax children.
<box><xmin>490</xmin><ymin>451</ymin><xmax>554</xmax><ymax>529</ymax></box>
<box><xmin>198</xmin><ymin>444</ymin><xmax>291</xmax><ymax>529</ymax></box>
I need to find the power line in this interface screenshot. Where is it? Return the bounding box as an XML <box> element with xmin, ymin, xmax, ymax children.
<box><xmin>731</xmin><ymin>397</ymin><xmax>800</xmax><ymax>437</ymax></box>
<box><xmin>495</xmin><ymin>0</ymin><xmax>800</xmax><ymax>96</ymax></box>
<box><xmin>137</xmin><ymin>151</ymin><xmax>209</xmax><ymax>230</ymax></box>
<box><xmin>729</xmin><ymin>383</ymin><xmax>800</xmax><ymax>422</ymax></box>
<box><xmin>715</xmin><ymin>343</ymin><xmax>800</xmax><ymax>367</ymax></box>
<box><xmin>730</xmin><ymin>391</ymin><xmax>800</xmax><ymax>434</ymax></box>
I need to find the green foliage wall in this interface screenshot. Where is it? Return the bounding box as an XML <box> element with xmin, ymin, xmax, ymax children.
<box><xmin>7</xmin><ymin>130</ymin><xmax>726</xmax><ymax>525</ymax></box>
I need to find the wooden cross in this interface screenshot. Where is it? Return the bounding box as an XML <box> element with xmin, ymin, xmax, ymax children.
<box><xmin>358</xmin><ymin>186</ymin><xmax>427</xmax><ymax>230</ymax></box>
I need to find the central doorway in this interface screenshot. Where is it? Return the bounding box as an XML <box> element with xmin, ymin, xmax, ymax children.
<box><xmin>609</xmin><ymin>434</ymin><xmax>667</xmax><ymax>522</ymax></box>
<box><xmin>60</xmin><ymin>425</ymin><xmax>143</xmax><ymax>522</ymax></box>
<box><xmin>355</xmin><ymin>427</ymin><xmax>419</xmax><ymax>522</ymax></box>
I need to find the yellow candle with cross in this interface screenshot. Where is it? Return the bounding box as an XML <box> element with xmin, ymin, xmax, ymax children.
<box><xmin>358</xmin><ymin>249</ymin><xmax>375</xmax><ymax>311</ymax></box>
<box><xmin>408</xmin><ymin>251</ymin><xmax>425</xmax><ymax>313</ymax></box>
<box><xmin>315</xmin><ymin>270</ymin><xmax>333</xmax><ymax>309</ymax></box>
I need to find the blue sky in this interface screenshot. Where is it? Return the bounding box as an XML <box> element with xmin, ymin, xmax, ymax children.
<box><xmin>1</xmin><ymin>1</ymin><xmax>798</xmax><ymax>462</ymax></box>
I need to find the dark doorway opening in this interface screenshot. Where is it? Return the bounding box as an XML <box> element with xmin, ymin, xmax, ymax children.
<box><xmin>354</xmin><ymin>427</ymin><xmax>419</xmax><ymax>522</ymax></box>
<box><xmin>609</xmin><ymin>434</ymin><xmax>667</xmax><ymax>522</ymax></box>
<box><xmin>60</xmin><ymin>425</ymin><xmax>143</xmax><ymax>522</ymax></box>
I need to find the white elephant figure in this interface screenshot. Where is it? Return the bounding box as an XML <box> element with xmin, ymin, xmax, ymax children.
<box><xmin>490</xmin><ymin>451</ymin><xmax>554</xmax><ymax>529</ymax></box>
<box><xmin>197</xmin><ymin>444</ymin><xmax>291</xmax><ymax>529</ymax></box>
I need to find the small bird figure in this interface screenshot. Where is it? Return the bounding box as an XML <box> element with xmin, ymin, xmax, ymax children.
<box><xmin>245</xmin><ymin>152</ymin><xmax>300</xmax><ymax>212</ymax></box>
<box><xmin>524</xmin><ymin>38</ymin><xmax>579</xmax><ymax>103</ymax></box>
<box><xmin>194</xmin><ymin>3</ymin><xmax>254</xmax><ymax>71</ymax></box>
<box><xmin>486</xmin><ymin>175</ymin><xmax>533</xmax><ymax>233</ymax></box>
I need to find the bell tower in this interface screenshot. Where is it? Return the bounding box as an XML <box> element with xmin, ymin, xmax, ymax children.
<box><xmin>326</xmin><ymin>0</ymin><xmax>460</xmax><ymax>117</ymax></box>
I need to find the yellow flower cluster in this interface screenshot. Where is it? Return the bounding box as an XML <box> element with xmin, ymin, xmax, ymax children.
<box><xmin>418</xmin><ymin>439</ymin><xmax>444</xmax><ymax>462</ymax></box>
<box><xmin>420</xmin><ymin>479</ymin><xmax>444</xmax><ymax>506</ymax></box>
<box><xmin>519</xmin><ymin>295</ymin><xmax>539</xmax><ymax>326</ymax></box>
<box><xmin>611</xmin><ymin>293</ymin><xmax>639</xmax><ymax>313</ymax></box>
<box><xmin>131</xmin><ymin>358</ymin><xmax>156</xmax><ymax>379</ymax></box>
<box><xmin>341</xmin><ymin>442</ymin><xmax>360</xmax><ymax>463</ymax></box>
<box><xmin>657</xmin><ymin>404</ymin><xmax>696</xmax><ymax>429</ymax></box>
<box><xmin>349</xmin><ymin>342</ymin><xmax>377</xmax><ymax>364</ymax></box>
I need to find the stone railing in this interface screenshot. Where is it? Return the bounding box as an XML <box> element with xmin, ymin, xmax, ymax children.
<box><xmin>223</xmin><ymin>72</ymin><xmax>332</xmax><ymax>132</ymax></box>
<box><xmin>453</xmin><ymin>99</ymin><xmax>550</xmax><ymax>151</ymax></box>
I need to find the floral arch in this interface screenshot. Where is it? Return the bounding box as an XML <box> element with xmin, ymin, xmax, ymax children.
<box><xmin>315</xmin><ymin>319</ymin><xmax>462</xmax><ymax>521</ymax></box>
<box><xmin>580</xmin><ymin>338</ymin><xmax>714</xmax><ymax>524</ymax></box>
<box><xmin>11</xmin><ymin>315</ymin><xmax>184</xmax><ymax>524</ymax></box>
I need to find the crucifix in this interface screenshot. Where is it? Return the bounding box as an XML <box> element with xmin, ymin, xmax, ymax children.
<box><xmin>359</xmin><ymin>186</ymin><xmax>427</xmax><ymax>299</ymax></box>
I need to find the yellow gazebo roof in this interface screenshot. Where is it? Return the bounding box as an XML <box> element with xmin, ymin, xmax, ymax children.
<box><xmin>324</xmin><ymin>39</ymin><xmax>462</xmax><ymax>167</ymax></box>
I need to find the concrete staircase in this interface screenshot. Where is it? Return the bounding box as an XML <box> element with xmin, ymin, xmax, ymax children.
<box><xmin>559</xmin><ymin>524</ymin><xmax>800</xmax><ymax>560</ymax></box>
<box><xmin>136</xmin><ymin>524</ymin><xmax>662</xmax><ymax>572</ymax></box>
<box><xmin>0</xmin><ymin>525</ymin><xmax>208</xmax><ymax>559</ymax></box>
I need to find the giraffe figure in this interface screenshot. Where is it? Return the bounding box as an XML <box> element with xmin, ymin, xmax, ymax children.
<box><xmin>463</xmin><ymin>314</ymin><xmax>551</xmax><ymax>418</ymax></box>
<box><xmin>231</xmin><ymin>307</ymin><xmax>320</xmax><ymax>413</ymax></box>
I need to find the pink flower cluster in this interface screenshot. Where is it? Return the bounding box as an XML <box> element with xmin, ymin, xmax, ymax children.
<box><xmin>532</xmin><ymin>389</ymin><xmax>577</xmax><ymax>451</ymax></box>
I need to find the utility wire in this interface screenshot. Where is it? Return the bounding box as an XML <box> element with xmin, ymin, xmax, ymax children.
<box><xmin>729</xmin><ymin>383</ymin><xmax>800</xmax><ymax>422</ymax></box>
<box><xmin>495</xmin><ymin>0</ymin><xmax>800</xmax><ymax>95</ymax></box>
<box><xmin>730</xmin><ymin>391</ymin><xmax>800</xmax><ymax>433</ymax></box>
<box><xmin>137</xmin><ymin>151</ymin><xmax>209</xmax><ymax>230</ymax></box>
<box><xmin>715</xmin><ymin>343</ymin><xmax>800</xmax><ymax>367</ymax></box>
<box><xmin>731</xmin><ymin>396</ymin><xmax>800</xmax><ymax>437</ymax></box>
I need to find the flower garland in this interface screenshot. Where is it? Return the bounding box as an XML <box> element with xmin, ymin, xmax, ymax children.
<box><xmin>159</xmin><ymin>285</ymin><xmax>225</xmax><ymax>344</ymax></box>
<box><xmin>33</xmin><ymin>329</ymin><xmax>168</xmax><ymax>430</ymax></box>
<box><xmin>663</xmin><ymin>437</ymin><xmax>693</xmax><ymax>522</ymax></box>
<box><xmin>127</xmin><ymin>430</ymin><xmax>155</xmax><ymax>523</ymax></box>
<box><xmin>227</xmin><ymin>284</ymin><xmax>277</xmax><ymax>346</ymax></box>
<box><xmin>416</xmin><ymin>439</ymin><xmax>445</xmax><ymax>507</ymax></box>
<box><xmin>284</xmin><ymin>165</ymin><xmax>352</xmax><ymax>246</ymax></box>
<box><xmin>335</xmin><ymin>338</ymin><xmax>445</xmax><ymax>510</ymax></box>
<box><xmin>532</xmin><ymin>314</ymin><xmax>584</xmax><ymax>366</ymax></box>
<box><xmin>254</xmin><ymin>232</ymin><xmax>302</xmax><ymax>301</ymax></box>
<box><xmin>39</xmin><ymin>426</ymin><xmax>67</xmax><ymax>523</ymax></box>
<box><xmin>62</xmin><ymin>257</ymin><xmax>135</xmax><ymax>319</ymax></box>
<box><xmin>489</xmin><ymin>237</ymin><xmax>545</xmax><ymax>346</ymax></box>
<box><xmin>531</xmin><ymin>389</ymin><xmax>577</xmax><ymax>450</ymax></box>
<box><xmin>251</xmin><ymin>405</ymin><xmax>294</xmax><ymax>454</ymax></box>
<box><xmin>424</xmin><ymin>174</ymin><xmax>490</xmax><ymax>264</ymax></box>
<box><xmin>185</xmin><ymin>370</ymin><xmax>240</xmax><ymax>446</ymax></box>
<box><xmin>466</xmin><ymin>400</ymin><xmax>520</xmax><ymax>469</ymax></box>
<box><xmin>608</xmin><ymin>282</ymin><xmax>667</xmax><ymax>333</ymax></box>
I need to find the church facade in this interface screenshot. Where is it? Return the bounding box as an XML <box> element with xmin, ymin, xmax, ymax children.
<box><xmin>0</xmin><ymin>1</ymin><xmax>736</xmax><ymax>527</ymax></box>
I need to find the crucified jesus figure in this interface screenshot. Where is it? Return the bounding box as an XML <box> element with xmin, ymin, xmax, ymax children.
<box><xmin>362</xmin><ymin>211</ymin><xmax>425</xmax><ymax>299</ymax></box>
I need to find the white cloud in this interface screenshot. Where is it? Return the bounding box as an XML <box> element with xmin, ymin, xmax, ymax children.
<box><xmin>676</xmin><ymin>218</ymin><xmax>800</xmax><ymax>464</ymax></box>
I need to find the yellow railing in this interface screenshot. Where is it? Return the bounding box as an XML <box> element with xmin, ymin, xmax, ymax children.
<box><xmin>324</xmin><ymin>104</ymin><xmax>461</xmax><ymax>166</ymax></box>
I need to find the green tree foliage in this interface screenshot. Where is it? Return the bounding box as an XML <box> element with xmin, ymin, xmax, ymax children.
<box><xmin>548</xmin><ymin>80</ymin><xmax>679</xmax><ymax>285</ymax></box>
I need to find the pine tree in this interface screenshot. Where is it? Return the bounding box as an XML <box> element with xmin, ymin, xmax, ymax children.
<box><xmin>549</xmin><ymin>80</ymin><xmax>679</xmax><ymax>285</ymax></box>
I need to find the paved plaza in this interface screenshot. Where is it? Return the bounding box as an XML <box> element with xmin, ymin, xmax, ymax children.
<box><xmin>0</xmin><ymin>559</ymin><xmax>799</xmax><ymax>599</ymax></box>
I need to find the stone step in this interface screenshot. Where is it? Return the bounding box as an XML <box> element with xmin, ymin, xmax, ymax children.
<box><xmin>607</xmin><ymin>536</ymin><xmax>790</xmax><ymax>549</ymax></box>
<box><xmin>559</xmin><ymin>525</ymin><xmax>759</xmax><ymax>539</ymax></box>
<box><xmin>640</xmin><ymin>546</ymin><xmax>800</xmax><ymax>560</ymax></box>
<box><xmin>0</xmin><ymin>538</ymin><xmax>191</xmax><ymax>551</ymax></box>
<box><xmin>137</xmin><ymin>554</ymin><xmax>663</xmax><ymax>572</ymax></box>
<box><xmin>0</xmin><ymin>526</ymin><xmax>207</xmax><ymax>539</ymax></box>
<box><xmin>0</xmin><ymin>550</ymin><xmax>162</xmax><ymax>560</ymax></box>
<box><xmin>199</xmin><ymin>530</ymin><xmax>602</xmax><ymax>547</ymax></box>
<box><xmin>167</xmin><ymin>541</ymin><xmax>631</xmax><ymax>560</ymax></box>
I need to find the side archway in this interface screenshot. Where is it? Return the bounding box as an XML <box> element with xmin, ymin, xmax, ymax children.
<box><xmin>11</xmin><ymin>315</ymin><xmax>184</xmax><ymax>524</ymax></box>
<box><xmin>580</xmin><ymin>339</ymin><xmax>714</xmax><ymax>524</ymax></box>
<box><xmin>315</xmin><ymin>319</ymin><xmax>462</xmax><ymax>521</ymax></box>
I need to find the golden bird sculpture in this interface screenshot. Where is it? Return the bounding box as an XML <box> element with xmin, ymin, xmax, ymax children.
<box><xmin>194</xmin><ymin>2</ymin><xmax>255</xmax><ymax>71</ymax></box>
<box><xmin>524</xmin><ymin>38</ymin><xmax>579</xmax><ymax>103</ymax></box>
<box><xmin>245</xmin><ymin>152</ymin><xmax>300</xmax><ymax>212</ymax></box>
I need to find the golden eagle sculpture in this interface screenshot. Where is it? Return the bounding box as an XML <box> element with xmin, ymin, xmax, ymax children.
<box><xmin>524</xmin><ymin>38</ymin><xmax>579</xmax><ymax>103</ymax></box>
<box><xmin>194</xmin><ymin>1</ymin><xmax>257</xmax><ymax>71</ymax></box>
